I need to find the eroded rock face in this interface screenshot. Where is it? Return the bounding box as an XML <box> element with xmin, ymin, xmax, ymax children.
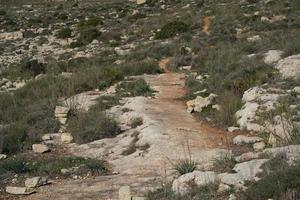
<box><xmin>262</xmin><ymin>145</ymin><xmax>300</xmax><ymax>164</ymax></box>
<box><xmin>275</xmin><ymin>54</ymin><xmax>300</xmax><ymax>80</ymax></box>
<box><xmin>172</xmin><ymin>171</ymin><xmax>218</xmax><ymax>195</ymax></box>
<box><xmin>265</xmin><ymin>115</ymin><xmax>294</xmax><ymax>143</ymax></box>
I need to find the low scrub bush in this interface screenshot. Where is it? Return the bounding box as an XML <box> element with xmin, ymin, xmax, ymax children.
<box><xmin>67</xmin><ymin>111</ymin><xmax>120</xmax><ymax>144</ymax></box>
<box><xmin>57</xmin><ymin>27</ymin><xmax>72</xmax><ymax>39</ymax></box>
<box><xmin>212</xmin><ymin>154</ymin><xmax>236</xmax><ymax>173</ymax></box>
<box><xmin>129</xmin><ymin>117</ymin><xmax>143</xmax><ymax>128</ymax></box>
<box><xmin>155</xmin><ymin>21</ymin><xmax>189</xmax><ymax>39</ymax></box>
<box><xmin>116</xmin><ymin>79</ymin><xmax>154</xmax><ymax>97</ymax></box>
<box><xmin>0</xmin><ymin>156</ymin><xmax>106</xmax><ymax>179</ymax></box>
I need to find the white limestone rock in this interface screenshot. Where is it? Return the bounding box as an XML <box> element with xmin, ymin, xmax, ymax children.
<box><xmin>263</xmin><ymin>50</ymin><xmax>284</xmax><ymax>65</ymax></box>
<box><xmin>32</xmin><ymin>144</ymin><xmax>49</xmax><ymax>153</ymax></box>
<box><xmin>275</xmin><ymin>54</ymin><xmax>300</xmax><ymax>80</ymax></box>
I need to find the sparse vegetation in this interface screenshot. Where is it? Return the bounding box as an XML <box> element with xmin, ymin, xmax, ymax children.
<box><xmin>116</xmin><ymin>79</ymin><xmax>154</xmax><ymax>97</ymax></box>
<box><xmin>212</xmin><ymin>154</ymin><xmax>236</xmax><ymax>173</ymax></box>
<box><xmin>174</xmin><ymin>159</ymin><xmax>197</xmax><ymax>175</ymax></box>
<box><xmin>68</xmin><ymin>111</ymin><xmax>120</xmax><ymax>144</ymax></box>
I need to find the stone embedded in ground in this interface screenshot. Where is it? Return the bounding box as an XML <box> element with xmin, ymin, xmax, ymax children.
<box><xmin>0</xmin><ymin>154</ymin><xmax>7</xmax><ymax>160</ymax></box>
<box><xmin>253</xmin><ymin>142</ymin><xmax>266</xmax><ymax>151</ymax></box>
<box><xmin>275</xmin><ymin>54</ymin><xmax>300</xmax><ymax>80</ymax></box>
<box><xmin>227</xmin><ymin>127</ymin><xmax>240</xmax><ymax>132</ymax></box>
<box><xmin>233</xmin><ymin>135</ymin><xmax>263</xmax><ymax>145</ymax></box>
<box><xmin>119</xmin><ymin>186</ymin><xmax>131</xmax><ymax>200</ymax></box>
<box><xmin>32</xmin><ymin>144</ymin><xmax>50</xmax><ymax>153</ymax></box>
<box><xmin>235</xmin><ymin>152</ymin><xmax>259</xmax><ymax>163</ymax></box>
<box><xmin>172</xmin><ymin>171</ymin><xmax>218</xmax><ymax>195</ymax></box>
<box><xmin>25</xmin><ymin>177</ymin><xmax>48</xmax><ymax>188</ymax></box>
<box><xmin>5</xmin><ymin>186</ymin><xmax>35</xmax><ymax>195</ymax></box>
<box><xmin>61</xmin><ymin>132</ymin><xmax>74</xmax><ymax>144</ymax></box>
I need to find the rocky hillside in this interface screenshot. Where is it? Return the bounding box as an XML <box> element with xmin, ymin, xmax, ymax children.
<box><xmin>0</xmin><ymin>0</ymin><xmax>299</xmax><ymax>199</ymax></box>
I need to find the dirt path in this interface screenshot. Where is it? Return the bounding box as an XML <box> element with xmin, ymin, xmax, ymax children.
<box><xmin>24</xmin><ymin>69</ymin><xmax>234</xmax><ymax>200</ymax></box>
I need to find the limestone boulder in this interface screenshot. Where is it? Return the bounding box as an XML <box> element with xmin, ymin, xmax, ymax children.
<box><xmin>233</xmin><ymin>135</ymin><xmax>263</xmax><ymax>145</ymax></box>
<box><xmin>275</xmin><ymin>54</ymin><xmax>300</xmax><ymax>80</ymax></box>
<box><xmin>32</xmin><ymin>144</ymin><xmax>49</xmax><ymax>153</ymax></box>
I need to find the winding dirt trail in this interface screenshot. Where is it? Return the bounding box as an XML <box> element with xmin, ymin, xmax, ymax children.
<box><xmin>24</xmin><ymin>63</ymin><xmax>235</xmax><ymax>200</ymax></box>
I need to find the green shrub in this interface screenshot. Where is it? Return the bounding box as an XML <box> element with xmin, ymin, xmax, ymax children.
<box><xmin>116</xmin><ymin>79</ymin><xmax>154</xmax><ymax>97</ymax></box>
<box><xmin>67</xmin><ymin>111</ymin><xmax>120</xmax><ymax>144</ymax></box>
<box><xmin>155</xmin><ymin>21</ymin><xmax>189</xmax><ymax>39</ymax></box>
<box><xmin>129</xmin><ymin>117</ymin><xmax>143</xmax><ymax>128</ymax></box>
<box><xmin>21</xmin><ymin>59</ymin><xmax>46</xmax><ymax>76</ymax></box>
<box><xmin>57</xmin><ymin>27</ymin><xmax>72</xmax><ymax>39</ymax></box>
<box><xmin>70</xmin><ymin>27</ymin><xmax>100</xmax><ymax>48</ymax></box>
<box><xmin>174</xmin><ymin>159</ymin><xmax>197</xmax><ymax>175</ymax></box>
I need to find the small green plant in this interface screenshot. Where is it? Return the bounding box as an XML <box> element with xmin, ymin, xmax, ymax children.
<box><xmin>68</xmin><ymin>111</ymin><xmax>120</xmax><ymax>144</ymax></box>
<box><xmin>155</xmin><ymin>21</ymin><xmax>189</xmax><ymax>39</ymax></box>
<box><xmin>129</xmin><ymin>117</ymin><xmax>143</xmax><ymax>128</ymax></box>
<box><xmin>212</xmin><ymin>154</ymin><xmax>236</xmax><ymax>173</ymax></box>
<box><xmin>174</xmin><ymin>159</ymin><xmax>197</xmax><ymax>175</ymax></box>
<box><xmin>57</xmin><ymin>27</ymin><xmax>72</xmax><ymax>39</ymax></box>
